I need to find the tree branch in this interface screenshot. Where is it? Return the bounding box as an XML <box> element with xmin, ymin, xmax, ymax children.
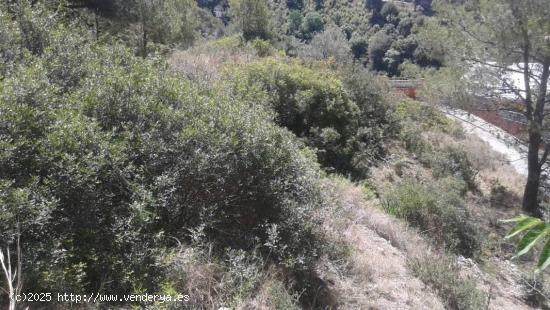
<box><xmin>540</xmin><ymin>145</ymin><xmax>549</xmax><ymax>168</ymax></box>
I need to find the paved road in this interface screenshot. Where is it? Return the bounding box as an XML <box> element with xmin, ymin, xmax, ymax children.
<box><xmin>442</xmin><ymin>107</ymin><xmax>528</xmax><ymax>176</ymax></box>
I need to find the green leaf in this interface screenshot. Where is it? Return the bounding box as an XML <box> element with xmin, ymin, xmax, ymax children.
<box><xmin>500</xmin><ymin>215</ymin><xmax>529</xmax><ymax>223</ymax></box>
<box><xmin>536</xmin><ymin>238</ymin><xmax>550</xmax><ymax>272</ymax></box>
<box><xmin>505</xmin><ymin>216</ymin><xmax>543</xmax><ymax>239</ymax></box>
<box><xmin>514</xmin><ymin>223</ymin><xmax>549</xmax><ymax>258</ymax></box>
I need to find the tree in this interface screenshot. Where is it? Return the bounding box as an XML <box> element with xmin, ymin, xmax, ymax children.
<box><xmin>433</xmin><ymin>0</ymin><xmax>550</xmax><ymax>217</ymax></box>
<box><xmin>196</xmin><ymin>0</ymin><xmax>224</xmax><ymax>10</ymax></box>
<box><xmin>413</xmin><ymin>0</ymin><xmax>433</xmax><ymax>14</ymax></box>
<box><xmin>380</xmin><ymin>2</ymin><xmax>399</xmax><ymax>20</ymax></box>
<box><xmin>0</xmin><ymin>235</ymin><xmax>22</xmax><ymax>310</ymax></box>
<box><xmin>301</xmin><ymin>11</ymin><xmax>323</xmax><ymax>38</ymax></box>
<box><xmin>66</xmin><ymin>0</ymin><xmax>120</xmax><ymax>16</ymax></box>
<box><xmin>365</xmin><ymin>0</ymin><xmax>383</xmax><ymax>12</ymax></box>
<box><xmin>350</xmin><ymin>35</ymin><xmax>369</xmax><ymax>59</ymax></box>
<box><xmin>131</xmin><ymin>0</ymin><xmax>197</xmax><ymax>57</ymax></box>
<box><xmin>305</xmin><ymin>25</ymin><xmax>352</xmax><ymax>63</ymax></box>
<box><xmin>287</xmin><ymin>9</ymin><xmax>302</xmax><ymax>35</ymax></box>
<box><xmin>366</xmin><ymin>0</ymin><xmax>385</xmax><ymax>25</ymax></box>
<box><xmin>229</xmin><ymin>0</ymin><xmax>270</xmax><ymax>41</ymax></box>
<box><xmin>286</xmin><ymin>0</ymin><xmax>304</xmax><ymax>10</ymax></box>
<box><xmin>368</xmin><ymin>29</ymin><xmax>394</xmax><ymax>71</ymax></box>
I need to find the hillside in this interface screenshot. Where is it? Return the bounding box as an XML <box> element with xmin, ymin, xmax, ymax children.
<box><xmin>1</xmin><ymin>1</ymin><xmax>550</xmax><ymax>309</ymax></box>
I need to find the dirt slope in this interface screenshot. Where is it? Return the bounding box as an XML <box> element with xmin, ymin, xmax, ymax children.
<box><xmin>319</xmin><ymin>180</ymin><xmax>445</xmax><ymax>309</ymax></box>
<box><xmin>319</xmin><ymin>177</ymin><xmax>539</xmax><ymax>309</ymax></box>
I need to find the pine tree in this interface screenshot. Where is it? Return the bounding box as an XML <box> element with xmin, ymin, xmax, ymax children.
<box><xmin>131</xmin><ymin>0</ymin><xmax>197</xmax><ymax>57</ymax></box>
<box><xmin>434</xmin><ymin>0</ymin><xmax>550</xmax><ymax>217</ymax></box>
<box><xmin>229</xmin><ymin>0</ymin><xmax>270</xmax><ymax>41</ymax></box>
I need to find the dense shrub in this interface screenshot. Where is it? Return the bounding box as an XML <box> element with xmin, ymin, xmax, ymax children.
<box><xmin>251</xmin><ymin>38</ymin><xmax>273</xmax><ymax>57</ymax></box>
<box><xmin>340</xmin><ymin>66</ymin><xmax>400</xmax><ymax>172</ymax></box>
<box><xmin>288</xmin><ymin>10</ymin><xmax>303</xmax><ymax>35</ymax></box>
<box><xmin>383</xmin><ymin>178</ymin><xmax>480</xmax><ymax>257</ymax></box>
<box><xmin>227</xmin><ymin>59</ymin><xmax>398</xmax><ymax>179</ymax></box>
<box><xmin>410</xmin><ymin>255</ymin><xmax>487</xmax><ymax>310</ymax></box>
<box><xmin>304</xmin><ymin>25</ymin><xmax>352</xmax><ymax>63</ymax></box>
<box><xmin>301</xmin><ymin>12</ymin><xmax>324</xmax><ymax>38</ymax></box>
<box><xmin>489</xmin><ymin>180</ymin><xmax>518</xmax><ymax>209</ymax></box>
<box><xmin>396</xmin><ymin>100</ymin><xmax>478</xmax><ymax>191</ymax></box>
<box><xmin>0</xmin><ymin>7</ymin><xmax>22</xmax><ymax>78</ymax></box>
<box><xmin>395</xmin><ymin>99</ymin><xmax>452</xmax><ymax>132</ymax></box>
<box><xmin>368</xmin><ymin>30</ymin><xmax>394</xmax><ymax>71</ymax></box>
<box><xmin>427</xmin><ymin>146</ymin><xmax>478</xmax><ymax>192</ymax></box>
<box><xmin>0</xmin><ymin>14</ymin><xmax>326</xmax><ymax>300</ymax></box>
<box><xmin>400</xmin><ymin>125</ymin><xmax>429</xmax><ymax>154</ymax></box>
<box><xmin>163</xmin><ymin>244</ymin><xmax>303</xmax><ymax>308</ymax></box>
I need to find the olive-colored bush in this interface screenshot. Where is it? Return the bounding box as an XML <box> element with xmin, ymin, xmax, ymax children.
<box><xmin>0</xmin><ymin>13</ymin><xmax>325</xmax><ymax>298</ymax></box>
<box><xmin>227</xmin><ymin>60</ymin><xmax>398</xmax><ymax>179</ymax></box>
<box><xmin>251</xmin><ymin>38</ymin><xmax>273</xmax><ymax>57</ymax></box>
<box><xmin>395</xmin><ymin>99</ymin><xmax>452</xmax><ymax>132</ymax></box>
<box><xmin>410</xmin><ymin>255</ymin><xmax>487</xmax><ymax>310</ymax></box>
<box><xmin>396</xmin><ymin>100</ymin><xmax>477</xmax><ymax>192</ymax></box>
<box><xmin>383</xmin><ymin>178</ymin><xmax>480</xmax><ymax>257</ymax></box>
<box><xmin>428</xmin><ymin>146</ymin><xmax>478</xmax><ymax>192</ymax></box>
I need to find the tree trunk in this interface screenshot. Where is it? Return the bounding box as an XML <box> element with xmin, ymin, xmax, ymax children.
<box><xmin>523</xmin><ymin>127</ymin><xmax>543</xmax><ymax>217</ymax></box>
<box><xmin>523</xmin><ymin>61</ymin><xmax>550</xmax><ymax>218</ymax></box>
<box><xmin>94</xmin><ymin>9</ymin><xmax>100</xmax><ymax>40</ymax></box>
<box><xmin>142</xmin><ymin>27</ymin><xmax>147</xmax><ymax>58</ymax></box>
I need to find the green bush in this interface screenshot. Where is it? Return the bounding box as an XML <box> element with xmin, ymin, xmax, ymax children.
<box><xmin>489</xmin><ymin>180</ymin><xmax>517</xmax><ymax>209</ymax></box>
<box><xmin>429</xmin><ymin>146</ymin><xmax>478</xmax><ymax>192</ymax></box>
<box><xmin>209</xmin><ymin>34</ymin><xmax>245</xmax><ymax>49</ymax></box>
<box><xmin>226</xmin><ymin>60</ymin><xmax>397</xmax><ymax>179</ymax></box>
<box><xmin>163</xmin><ymin>245</ymin><xmax>302</xmax><ymax>309</ymax></box>
<box><xmin>288</xmin><ymin>10</ymin><xmax>303</xmax><ymax>35</ymax></box>
<box><xmin>302</xmin><ymin>12</ymin><xmax>324</xmax><ymax>38</ymax></box>
<box><xmin>396</xmin><ymin>100</ymin><xmax>477</xmax><ymax>192</ymax></box>
<box><xmin>251</xmin><ymin>38</ymin><xmax>273</xmax><ymax>57</ymax></box>
<box><xmin>162</xmin><ymin>246</ymin><xmax>262</xmax><ymax>308</ymax></box>
<box><xmin>0</xmin><ymin>17</ymin><xmax>326</xmax><ymax>299</ymax></box>
<box><xmin>395</xmin><ymin>99</ymin><xmax>452</xmax><ymax>132</ymax></box>
<box><xmin>400</xmin><ymin>124</ymin><xmax>429</xmax><ymax>154</ymax></box>
<box><xmin>410</xmin><ymin>255</ymin><xmax>488</xmax><ymax>310</ymax></box>
<box><xmin>383</xmin><ymin>178</ymin><xmax>480</xmax><ymax>257</ymax></box>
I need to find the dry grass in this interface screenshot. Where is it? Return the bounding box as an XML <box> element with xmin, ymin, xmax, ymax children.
<box><xmin>168</xmin><ymin>38</ymin><xmax>257</xmax><ymax>85</ymax></box>
<box><xmin>166</xmin><ymin>246</ymin><xmax>233</xmax><ymax>308</ymax></box>
<box><xmin>370</xmin><ymin>149</ymin><xmax>434</xmax><ymax>197</ymax></box>
<box><xmin>379</xmin><ymin>120</ymin><xmax>542</xmax><ymax>308</ymax></box>
<box><xmin>162</xmin><ymin>50</ymin><xmax>537</xmax><ymax>308</ymax></box>
<box><xmin>319</xmin><ymin>175</ymin><xmax>542</xmax><ymax>309</ymax></box>
<box><xmin>241</xmin><ymin>269</ymin><xmax>300</xmax><ymax>310</ymax></box>
<box><xmin>318</xmin><ymin>176</ymin><xmax>447</xmax><ymax>309</ymax></box>
<box><xmin>423</xmin><ymin>130</ymin><xmax>525</xmax><ymax>197</ymax></box>
<box><xmin>315</xmin><ymin>100</ymin><xmax>543</xmax><ymax>308</ymax></box>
